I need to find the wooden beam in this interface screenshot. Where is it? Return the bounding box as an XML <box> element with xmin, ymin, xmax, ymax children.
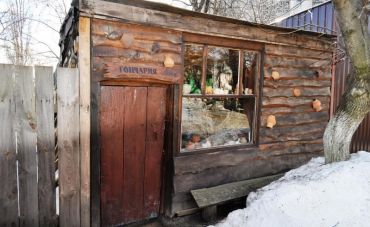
<box><xmin>173</xmin><ymin>152</ymin><xmax>319</xmax><ymax>193</ymax></box>
<box><xmin>191</xmin><ymin>173</ymin><xmax>284</xmax><ymax>208</ymax></box>
<box><xmin>201</xmin><ymin>45</ymin><xmax>208</xmax><ymax>94</ymax></box>
<box><xmin>262</xmin><ymin>96</ymin><xmax>330</xmax><ymax>108</ymax></box>
<box><xmin>80</xmin><ymin>0</ymin><xmax>333</xmax><ymax>51</ymax></box>
<box><xmin>263</xmin><ymin>87</ymin><xmax>331</xmax><ymax>98</ymax></box>
<box><xmin>330</xmin><ymin>52</ymin><xmax>336</xmax><ymax>118</ymax></box>
<box><xmin>264</xmin><ymin>79</ymin><xmax>332</xmax><ymax>88</ymax></box>
<box><xmin>174</xmin><ymin>139</ymin><xmax>323</xmax><ymax>176</ymax></box>
<box><xmin>263</xmin><ymin>67</ymin><xmax>331</xmax><ymax>80</ymax></box>
<box><xmin>238</xmin><ymin>51</ymin><xmax>244</xmax><ymax>95</ymax></box>
<box><xmin>254</xmin><ymin>51</ymin><xmax>263</xmax><ymax>145</ymax></box>
<box><xmin>79</xmin><ymin>16</ymin><xmax>91</xmax><ymax>227</ymax></box>
<box><xmin>264</xmin><ymin>55</ymin><xmax>332</xmax><ymax>69</ymax></box>
<box><xmin>264</xmin><ymin>44</ymin><xmax>332</xmax><ymax>59</ymax></box>
<box><xmin>183</xmin><ymin>33</ymin><xmax>263</xmax><ymax>51</ymax></box>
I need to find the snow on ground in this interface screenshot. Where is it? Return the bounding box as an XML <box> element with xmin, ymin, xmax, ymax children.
<box><xmin>212</xmin><ymin>151</ymin><xmax>370</xmax><ymax>227</ymax></box>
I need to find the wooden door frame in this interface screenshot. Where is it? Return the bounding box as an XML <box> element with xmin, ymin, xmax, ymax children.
<box><xmin>95</xmin><ymin>81</ymin><xmax>175</xmax><ymax>224</ymax></box>
<box><xmin>161</xmin><ymin>84</ymin><xmax>178</xmax><ymax>217</ymax></box>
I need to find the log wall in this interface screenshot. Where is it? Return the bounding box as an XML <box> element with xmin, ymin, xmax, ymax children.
<box><xmin>91</xmin><ymin>19</ymin><xmax>183</xmax><ymax>83</ymax></box>
<box><xmin>87</xmin><ymin>11</ymin><xmax>333</xmax><ymax>218</ymax></box>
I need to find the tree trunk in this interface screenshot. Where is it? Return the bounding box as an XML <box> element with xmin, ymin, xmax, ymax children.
<box><xmin>324</xmin><ymin>77</ymin><xmax>370</xmax><ymax>163</ymax></box>
<box><xmin>324</xmin><ymin>0</ymin><xmax>370</xmax><ymax>163</ymax></box>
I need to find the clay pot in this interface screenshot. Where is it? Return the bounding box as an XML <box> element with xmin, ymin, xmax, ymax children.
<box><xmin>191</xmin><ymin>134</ymin><xmax>201</xmax><ymax>143</ymax></box>
<box><xmin>201</xmin><ymin>140</ymin><xmax>211</xmax><ymax>148</ymax></box>
<box><xmin>239</xmin><ymin>137</ymin><xmax>247</xmax><ymax>144</ymax></box>
<box><xmin>267</xmin><ymin>115</ymin><xmax>277</xmax><ymax>128</ymax></box>
<box><xmin>206</xmin><ymin>86</ymin><xmax>213</xmax><ymax>94</ymax></box>
<box><xmin>293</xmin><ymin>88</ymin><xmax>301</xmax><ymax>97</ymax></box>
<box><xmin>271</xmin><ymin>71</ymin><xmax>280</xmax><ymax>80</ymax></box>
<box><xmin>312</xmin><ymin>99</ymin><xmax>322</xmax><ymax>112</ymax></box>
<box><xmin>244</xmin><ymin>88</ymin><xmax>249</xmax><ymax>95</ymax></box>
<box><xmin>164</xmin><ymin>55</ymin><xmax>175</xmax><ymax>68</ymax></box>
<box><xmin>213</xmin><ymin>88</ymin><xmax>224</xmax><ymax>95</ymax></box>
<box><xmin>186</xmin><ymin>142</ymin><xmax>195</xmax><ymax>150</ymax></box>
<box><xmin>183</xmin><ymin>84</ymin><xmax>192</xmax><ymax>94</ymax></box>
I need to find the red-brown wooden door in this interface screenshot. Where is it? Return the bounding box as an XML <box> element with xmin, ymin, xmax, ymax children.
<box><xmin>100</xmin><ymin>86</ymin><xmax>167</xmax><ymax>226</ymax></box>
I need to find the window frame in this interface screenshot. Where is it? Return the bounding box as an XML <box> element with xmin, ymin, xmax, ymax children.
<box><xmin>176</xmin><ymin>33</ymin><xmax>264</xmax><ymax>156</ymax></box>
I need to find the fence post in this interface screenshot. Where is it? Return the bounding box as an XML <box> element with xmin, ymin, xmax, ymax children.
<box><xmin>79</xmin><ymin>16</ymin><xmax>91</xmax><ymax>227</ymax></box>
<box><xmin>57</xmin><ymin>67</ymin><xmax>81</xmax><ymax>227</ymax></box>
<box><xmin>35</xmin><ymin>66</ymin><xmax>57</xmax><ymax>226</ymax></box>
<box><xmin>16</xmin><ymin>66</ymin><xmax>39</xmax><ymax>227</ymax></box>
<box><xmin>0</xmin><ymin>64</ymin><xmax>18</xmax><ymax>227</ymax></box>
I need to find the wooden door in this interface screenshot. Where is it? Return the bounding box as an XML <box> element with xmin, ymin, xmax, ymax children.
<box><xmin>100</xmin><ymin>86</ymin><xmax>167</xmax><ymax>226</ymax></box>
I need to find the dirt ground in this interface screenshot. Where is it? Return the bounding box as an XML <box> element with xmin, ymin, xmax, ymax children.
<box><xmin>126</xmin><ymin>213</ymin><xmax>217</xmax><ymax>227</ymax></box>
<box><xmin>126</xmin><ymin>199</ymin><xmax>245</xmax><ymax>227</ymax></box>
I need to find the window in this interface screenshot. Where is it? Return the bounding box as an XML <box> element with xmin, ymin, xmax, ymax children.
<box><xmin>181</xmin><ymin>43</ymin><xmax>260</xmax><ymax>153</ymax></box>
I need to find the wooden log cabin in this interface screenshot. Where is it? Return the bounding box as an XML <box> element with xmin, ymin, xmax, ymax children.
<box><xmin>59</xmin><ymin>0</ymin><xmax>334</xmax><ymax>226</ymax></box>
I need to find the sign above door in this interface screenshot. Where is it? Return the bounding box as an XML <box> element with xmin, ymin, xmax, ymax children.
<box><xmin>104</xmin><ymin>63</ymin><xmax>182</xmax><ymax>84</ymax></box>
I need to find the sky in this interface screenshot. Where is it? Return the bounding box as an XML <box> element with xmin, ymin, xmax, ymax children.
<box><xmin>0</xmin><ymin>0</ymin><xmax>72</xmax><ymax>65</ymax></box>
<box><xmin>0</xmin><ymin>0</ymin><xmax>189</xmax><ymax>66</ymax></box>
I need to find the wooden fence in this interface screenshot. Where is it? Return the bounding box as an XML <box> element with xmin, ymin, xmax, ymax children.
<box><xmin>0</xmin><ymin>64</ymin><xmax>80</xmax><ymax>227</ymax></box>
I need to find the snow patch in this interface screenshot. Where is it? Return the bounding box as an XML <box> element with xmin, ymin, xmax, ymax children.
<box><xmin>211</xmin><ymin>151</ymin><xmax>370</xmax><ymax>227</ymax></box>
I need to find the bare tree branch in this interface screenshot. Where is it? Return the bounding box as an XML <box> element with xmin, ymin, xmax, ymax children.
<box><xmin>0</xmin><ymin>0</ymin><xmax>69</xmax><ymax>65</ymax></box>
<box><xmin>172</xmin><ymin>0</ymin><xmax>192</xmax><ymax>7</ymax></box>
<box><xmin>186</xmin><ymin>0</ymin><xmax>292</xmax><ymax>24</ymax></box>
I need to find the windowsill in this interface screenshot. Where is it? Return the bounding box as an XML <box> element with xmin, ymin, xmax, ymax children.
<box><xmin>176</xmin><ymin>143</ymin><xmax>258</xmax><ymax>157</ymax></box>
<box><xmin>182</xmin><ymin>94</ymin><xmax>255</xmax><ymax>98</ymax></box>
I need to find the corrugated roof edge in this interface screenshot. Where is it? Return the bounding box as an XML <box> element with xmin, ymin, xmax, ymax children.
<box><xmin>273</xmin><ymin>0</ymin><xmax>332</xmax><ymax>24</ymax></box>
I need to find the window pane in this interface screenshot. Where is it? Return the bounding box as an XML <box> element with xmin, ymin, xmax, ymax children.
<box><xmin>181</xmin><ymin>97</ymin><xmax>252</xmax><ymax>152</ymax></box>
<box><xmin>242</xmin><ymin>51</ymin><xmax>258</xmax><ymax>95</ymax></box>
<box><xmin>183</xmin><ymin>44</ymin><xmax>203</xmax><ymax>95</ymax></box>
<box><xmin>206</xmin><ymin>47</ymin><xmax>239</xmax><ymax>95</ymax></box>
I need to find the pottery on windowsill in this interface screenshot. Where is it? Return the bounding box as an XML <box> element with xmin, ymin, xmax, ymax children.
<box><xmin>183</xmin><ymin>84</ymin><xmax>192</xmax><ymax>95</ymax></box>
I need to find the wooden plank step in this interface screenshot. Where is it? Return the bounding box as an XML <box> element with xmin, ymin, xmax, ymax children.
<box><xmin>191</xmin><ymin>173</ymin><xmax>284</xmax><ymax>208</ymax></box>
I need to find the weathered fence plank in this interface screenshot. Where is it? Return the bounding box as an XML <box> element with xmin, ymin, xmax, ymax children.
<box><xmin>35</xmin><ymin>66</ymin><xmax>57</xmax><ymax>226</ymax></box>
<box><xmin>79</xmin><ymin>16</ymin><xmax>91</xmax><ymax>227</ymax></box>
<box><xmin>16</xmin><ymin>66</ymin><xmax>39</xmax><ymax>227</ymax></box>
<box><xmin>57</xmin><ymin>67</ymin><xmax>80</xmax><ymax>227</ymax></box>
<box><xmin>0</xmin><ymin>64</ymin><xmax>18</xmax><ymax>227</ymax></box>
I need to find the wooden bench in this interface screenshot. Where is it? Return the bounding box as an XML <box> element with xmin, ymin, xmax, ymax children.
<box><xmin>190</xmin><ymin>173</ymin><xmax>285</xmax><ymax>221</ymax></box>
